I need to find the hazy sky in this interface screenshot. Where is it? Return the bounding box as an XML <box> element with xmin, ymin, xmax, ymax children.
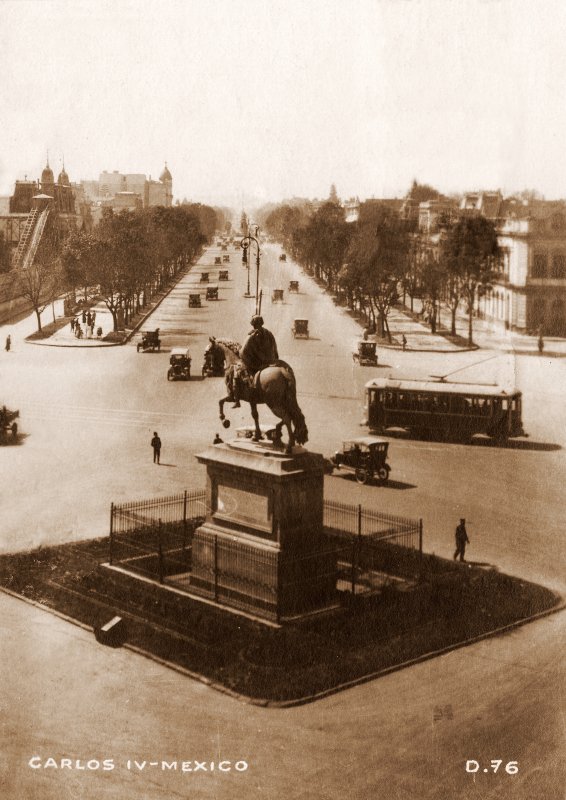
<box><xmin>1</xmin><ymin>0</ymin><xmax>566</xmax><ymax>210</ymax></box>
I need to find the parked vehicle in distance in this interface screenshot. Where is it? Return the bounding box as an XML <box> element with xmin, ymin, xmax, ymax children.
<box><xmin>353</xmin><ymin>340</ymin><xmax>378</xmax><ymax>366</ymax></box>
<box><xmin>189</xmin><ymin>293</ymin><xmax>202</xmax><ymax>307</ymax></box>
<box><xmin>206</xmin><ymin>284</ymin><xmax>219</xmax><ymax>300</ymax></box>
<box><xmin>137</xmin><ymin>329</ymin><xmax>161</xmax><ymax>352</ymax></box>
<box><xmin>167</xmin><ymin>348</ymin><xmax>191</xmax><ymax>380</ymax></box>
<box><xmin>0</xmin><ymin>404</ymin><xmax>19</xmax><ymax>440</ymax></box>
<box><xmin>364</xmin><ymin>377</ymin><xmax>526</xmax><ymax>443</ymax></box>
<box><xmin>329</xmin><ymin>436</ymin><xmax>391</xmax><ymax>485</ymax></box>
<box><xmin>292</xmin><ymin>318</ymin><xmax>309</xmax><ymax>338</ymax></box>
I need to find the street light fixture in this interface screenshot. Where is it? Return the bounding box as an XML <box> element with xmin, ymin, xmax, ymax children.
<box><xmin>240</xmin><ymin>224</ymin><xmax>261</xmax><ymax>313</ymax></box>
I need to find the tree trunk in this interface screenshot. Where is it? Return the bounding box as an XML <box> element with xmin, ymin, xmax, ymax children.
<box><xmin>468</xmin><ymin>306</ymin><xmax>474</xmax><ymax>346</ymax></box>
<box><xmin>451</xmin><ymin>306</ymin><xmax>457</xmax><ymax>336</ymax></box>
<box><xmin>35</xmin><ymin>308</ymin><xmax>42</xmax><ymax>332</ymax></box>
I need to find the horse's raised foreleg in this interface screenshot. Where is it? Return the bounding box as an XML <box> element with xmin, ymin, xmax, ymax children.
<box><xmin>250</xmin><ymin>402</ymin><xmax>263</xmax><ymax>441</ymax></box>
<box><xmin>219</xmin><ymin>395</ymin><xmax>231</xmax><ymax>428</ymax></box>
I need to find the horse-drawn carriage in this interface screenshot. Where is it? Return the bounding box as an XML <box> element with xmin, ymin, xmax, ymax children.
<box><xmin>0</xmin><ymin>405</ymin><xmax>19</xmax><ymax>440</ymax></box>
<box><xmin>206</xmin><ymin>284</ymin><xmax>219</xmax><ymax>301</ymax></box>
<box><xmin>218</xmin><ymin>269</ymin><xmax>229</xmax><ymax>281</ymax></box>
<box><xmin>329</xmin><ymin>436</ymin><xmax>391</xmax><ymax>485</ymax></box>
<box><xmin>271</xmin><ymin>288</ymin><xmax>284</xmax><ymax>303</ymax></box>
<box><xmin>352</xmin><ymin>340</ymin><xmax>378</xmax><ymax>366</ymax></box>
<box><xmin>292</xmin><ymin>319</ymin><xmax>309</xmax><ymax>339</ymax></box>
<box><xmin>189</xmin><ymin>293</ymin><xmax>202</xmax><ymax>308</ymax></box>
<box><xmin>167</xmin><ymin>348</ymin><xmax>191</xmax><ymax>381</ymax></box>
<box><xmin>202</xmin><ymin>340</ymin><xmax>226</xmax><ymax>377</ymax></box>
<box><xmin>289</xmin><ymin>280</ymin><xmax>299</xmax><ymax>293</ymax></box>
<box><xmin>137</xmin><ymin>329</ymin><xmax>161</xmax><ymax>352</ymax></box>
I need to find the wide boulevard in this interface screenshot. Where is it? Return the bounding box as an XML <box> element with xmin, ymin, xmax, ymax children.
<box><xmin>1</xmin><ymin>240</ymin><xmax>565</xmax><ymax>799</ymax></box>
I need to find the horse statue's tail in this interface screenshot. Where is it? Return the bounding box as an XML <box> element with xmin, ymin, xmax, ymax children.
<box><xmin>280</xmin><ymin>364</ymin><xmax>309</xmax><ymax>445</ymax></box>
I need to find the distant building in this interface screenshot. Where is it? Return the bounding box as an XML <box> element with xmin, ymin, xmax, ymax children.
<box><xmin>343</xmin><ymin>197</ymin><xmax>360</xmax><ymax>223</ymax></box>
<box><xmin>83</xmin><ymin>164</ymin><xmax>173</xmax><ymax>209</ymax></box>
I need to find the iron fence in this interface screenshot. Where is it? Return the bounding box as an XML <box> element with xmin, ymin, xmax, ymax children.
<box><xmin>107</xmin><ymin>491</ymin><xmax>423</xmax><ymax>602</ymax></box>
<box><xmin>109</xmin><ymin>490</ymin><xmax>207</xmax><ymax>581</ymax></box>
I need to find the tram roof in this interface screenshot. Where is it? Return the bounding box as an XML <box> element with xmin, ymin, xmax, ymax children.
<box><xmin>364</xmin><ymin>378</ymin><xmax>521</xmax><ymax>396</ymax></box>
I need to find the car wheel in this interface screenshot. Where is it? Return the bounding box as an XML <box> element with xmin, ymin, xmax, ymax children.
<box><xmin>167</xmin><ymin>370</ymin><xmax>173</xmax><ymax>381</ymax></box>
<box><xmin>377</xmin><ymin>466</ymin><xmax>389</xmax><ymax>483</ymax></box>
<box><xmin>355</xmin><ymin>468</ymin><xmax>369</xmax><ymax>485</ymax></box>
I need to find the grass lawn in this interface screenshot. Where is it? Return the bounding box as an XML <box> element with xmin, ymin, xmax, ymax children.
<box><xmin>0</xmin><ymin>538</ymin><xmax>559</xmax><ymax>704</ymax></box>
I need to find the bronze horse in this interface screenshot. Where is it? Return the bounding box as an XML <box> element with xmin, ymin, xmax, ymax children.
<box><xmin>210</xmin><ymin>338</ymin><xmax>308</xmax><ymax>453</ymax></box>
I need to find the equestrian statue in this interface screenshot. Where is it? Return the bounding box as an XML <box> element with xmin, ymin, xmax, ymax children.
<box><xmin>207</xmin><ymin>315</ymin><xmax>308</xmax><ymax>453</ymax></box>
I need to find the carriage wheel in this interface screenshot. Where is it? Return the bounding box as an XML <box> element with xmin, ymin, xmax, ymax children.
<box><xmin>355</xmin><ymin>467</ymin><xmax>370</xmax><ymax>485</ymax></box>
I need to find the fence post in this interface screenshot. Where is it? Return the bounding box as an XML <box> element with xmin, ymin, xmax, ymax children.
<box><xmin>158</xmin><ymin>518</ymin><xmax>164</xmax><ymax>584</ymax></box>
<box><xmin>418</xmin><ymin>519</ymin><xmax>423</xmax><ymax>578</ymax></box>
<box><xmin>183</xmin><ymin>490</ymin><xmax>188</xmax><ymax>549</ymax></box>
<box><xmin>109</xmin><ymin>502</ymin><xmax>114</xmax><ymax>565</ymax></box>
<box><xmin>214</xmin><ymin>535</ymin><xmax>219</xmax><ymax>601</ymax></box>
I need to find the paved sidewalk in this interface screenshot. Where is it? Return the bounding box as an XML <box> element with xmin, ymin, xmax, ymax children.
<box><xmin>47</xmin><ymin>299</ymin><xmax>116</xmax><ymax>346</ymax></box>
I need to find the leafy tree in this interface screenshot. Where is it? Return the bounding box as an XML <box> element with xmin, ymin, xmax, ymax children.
<box><xmin>343</xmin><ymin>206</ymin><xmax>411</xmax><ymax>340</ymax></box>
<box><xmin>16</xmin><ymin>224</ymin><xmax>62</xmax><ymax>332</ymax></box>
<box><xmin>61</xmin><ymin>230</ymin><xmax>99</xmax><ymax>302</ymax></box>
<box><xmin>442</xmin><ymin>215</ymin><xmax>500</xmax><ymax>344</ymax></box>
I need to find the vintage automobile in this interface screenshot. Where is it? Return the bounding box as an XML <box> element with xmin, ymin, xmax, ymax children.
<box><xmin>221</xmin><ymin>244</ymin><xmax>227</xmax><ymax>251</ymax></box>
<box><xmin>279</xmin><ymin>253</ymin><xmax>287</xmax><ymax>262</ymax></box>
<box><xmin>222</xmin><ymin>254</ymin><xmax>230</xmax><ymax>263</ymax></box>
<box><xmin>271</xmin><ymin>288</ymin><xmax>284</xmax><ymax>303</ymax></box>
<box><xmin>292</xmin><ymin>318</ymin><xmax>309</xmax><ymax>339</ymax></box>
<box><xmin>188</xmin><ymin>293</ymin><xmax>202</xmax><ymax>308</ymax></box>
<box><xmin>206</xmin><ymin>284</ymin><xmax>219</xmax><ymax>300</ymax></box>
<box><xmin>0</xmin><ymin>404</ymin><xmax>19</xmax><ymax>440</ymax></box>
<box><xmin>218</xmin><ymin>269</ymin><xmax>229</xmax><ymax>281</ymax></box>
<box><xmin>329</xmin><ymin>436</ymin><xmax>391</xmax><ymax>485</ymax></box>
<box><xmin>167</xmin><ymin>348</ymin><xmax>191</xmax><ymax>381</ymax></box>
<box><xmin>202</xmin><ymin>343</ymin><xmax>226</xmax><ymax>377</ymax></box>
<box><xmin>352</xmin><ymin>340</ymin><xmax>378</xmax><ymax>367</ymax></box>
<box><xmin>214</xmin><ymin>256</ymin><xmax>222</xmax><ymax>265</ymax></box>
<box><xmin>216</xmin><ymin>240</ymin><xmax>223</xmax><ymax>246</ymax></box>
<box><xmin>200</xmin><ymin>271</ymin><xmax>209</xmax><ymax>282</ymax></box>
<box><xmin>289</xmin><ymin>280</ymin><xmax>299</xmax><ymax>293</ymax></box>
<box><xmin>137</xmin><ymin>329</ymin><xmax>161</xmax><ymax>352</ymax></box>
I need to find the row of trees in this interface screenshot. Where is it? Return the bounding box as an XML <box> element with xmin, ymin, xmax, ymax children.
<box><xmin>263</xmin><ymin>199</ymin><xmax>500</xmax><ymax>345</ymax></box>
<box><xmin>17</xmin><ymin>203</ymin><xmax>219</xmax><ymax>332</ymax></box>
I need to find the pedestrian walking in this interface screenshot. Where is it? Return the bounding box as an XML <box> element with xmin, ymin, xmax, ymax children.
<box><xmin>92</xmin><ymin>310</ymin><xmax>96</xmax><ymax>324</ymax></box>
<box><xmin>70</xmin><ymin>318</ymin><xmax>75</xmax><ymax>333</ymax></box>
<box><xmin>537</xmin><ymin>328</ymin><xmax>544</xmax><ymax>355</ymax></box>
<box><xmin>453</xmin><ymin>518</ymin><xmax>470</xmax><ymax>562</ymax></box>
<box><xmin>97</xmin><ymin>326</ymin><xmax>103</xmax><ymax>339</ymax></box>
<box><xmin>87</xmin><ymin>311</ymin><xmax>92</xmax><ymax>328</ymax></box>
<box><xmin>82</xmin><ymin>309</ymin><xmax>87</xmax><ymax>324</ymax></box>
<box><xmin>90</xmin><ymin>322</ymin><xmax>95</xmax><ymax>337</ymax></box>
<box><xmin>151</xmin><ymin>432</ymin><xmax>162</xmax><ymax>464</ymax></box>
<box><xmin>5</xmin><ymin>334</ymin><xmax>11</xmax><ymax>352</ymax></box>
<box><xmin>402</xmin><ymin>334</ymin><xmax>407</xmax><ymax>351</ymax></box>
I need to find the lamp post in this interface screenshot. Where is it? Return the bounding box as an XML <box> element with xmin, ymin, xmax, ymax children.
<box><xmin>240</xmin><ymin>225</ymin><xmax>261</xmax><ymax>313</ymax></box>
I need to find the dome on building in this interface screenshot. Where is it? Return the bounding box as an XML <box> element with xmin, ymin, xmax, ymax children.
<box><xmin>58</xmin><ymin>167</ymin><xmax>70</xmax><ymax>186</ymax></box>
<box><xmin>159</xmin><ymin>163</ymin><xmax>172</xmax><ymax>183</ymax></box>
<box><xmin>41</xmin><ymin>162</ymin><xmax>54</xmax><ymax>185</ymax></box>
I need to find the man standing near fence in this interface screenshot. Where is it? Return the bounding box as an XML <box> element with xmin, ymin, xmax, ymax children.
<box><xmin>453</xmin><ymin>518</ymin><xmax>470</xmax><ymax>562</ymax></box>
<box><xmin>151</xmin><ymin>431</ymin><xmax>161</xmax><ymax>464</ymax></box>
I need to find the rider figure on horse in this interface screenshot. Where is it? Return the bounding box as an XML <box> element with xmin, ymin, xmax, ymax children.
<box><xmin>232</xmin><ymin>315</ymin><xmax>279</xmax><ymax>407</ymax></box>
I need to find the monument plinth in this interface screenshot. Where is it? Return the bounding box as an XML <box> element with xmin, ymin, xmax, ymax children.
<box><xmin>190</xmin><ymin>441</ymin><xmax>337</xmax><ymax>621</ymax></box>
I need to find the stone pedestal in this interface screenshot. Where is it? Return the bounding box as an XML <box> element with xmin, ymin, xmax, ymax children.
<box><xmin>190</xmin><ymin>442</ymin><xmax>337</xmax><ymax>621</ymax></box>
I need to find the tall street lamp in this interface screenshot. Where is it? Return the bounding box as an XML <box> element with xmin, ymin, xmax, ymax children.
<box><xmin>240</xmin><ymin>225</ymin><xmax>261</xmax><ymax>313</ymax></box>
